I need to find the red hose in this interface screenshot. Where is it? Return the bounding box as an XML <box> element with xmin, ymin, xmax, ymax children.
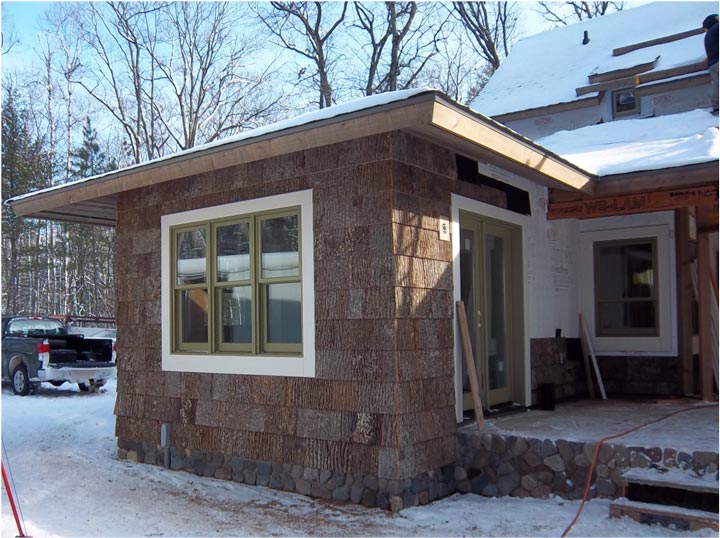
<box><xmin>2</xmin><ymin>461</ymin><xmax>27</xmax><ymax>537</ymax></box>
<box><xmin>561</xmin><ymin>403</ymin><xmax>717</xmax><ymax>537</ymax></box>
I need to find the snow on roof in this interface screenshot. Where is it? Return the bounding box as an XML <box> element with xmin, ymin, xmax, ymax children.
<box><xmin>536</xmin><ymin>109</ymin><xmax>719</xmax><ymax>176</ymax></box>
<box><xmin>471</xmin><ymin>2</ymin><xmax>714</xmax><ymax>117</ymax></box>
<box><xmin>7</xmin><ymin>88</ymin><xmax>433</xmax><ymax>204</ymax></box>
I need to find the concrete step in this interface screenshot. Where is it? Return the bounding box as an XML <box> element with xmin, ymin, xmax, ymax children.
<box><xmin>621</xmin><ymin>467</ymin><xmax>718</xmax><ymax>494</ymax></box>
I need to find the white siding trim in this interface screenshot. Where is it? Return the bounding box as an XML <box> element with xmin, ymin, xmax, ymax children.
<box><xmin>160</xmin><ymin>189</ymin><xmax>316</xmax><ymax>377</ymax></box>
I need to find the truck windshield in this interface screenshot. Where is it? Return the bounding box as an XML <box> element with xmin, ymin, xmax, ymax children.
<box><xmin>7</xmin><ymin>319</ymin><xmax>65</xmax><ymax>336</ymax></box>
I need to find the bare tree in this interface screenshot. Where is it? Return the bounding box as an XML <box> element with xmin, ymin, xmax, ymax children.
<box><xmin>537</xmin><ymin>2</ymin><xmax>624</xmax><ymax>26</ymax></box>
<box><xmin>452</xmin><ymin>2</ymin><xmax>520</xmax><ymax>72</ymax></box>
<box><xmin>351</xmin><ymin>2</ymin><xmax>446</xmax><ymax>95</ymax></box>
<box><xmin>146</xmin><ymin>2</ymin><xmax>284</xmax><ymax>150</ymax></box>
<box><xmin>256</xmin><ymin>2</ymin><xmax>348</xmax><ymax>109</ymax></box>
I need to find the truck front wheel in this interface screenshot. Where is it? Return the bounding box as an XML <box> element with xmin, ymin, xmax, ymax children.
<box><xmin>11</xmin><ymin>364</ymin><xmax>30</xmax><ymax>396</ymax></box>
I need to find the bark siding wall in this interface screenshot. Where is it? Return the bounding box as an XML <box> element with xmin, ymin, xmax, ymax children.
<box><xmin>114</xmin><ymin>131</ymin><xmax>505</xmax><ymax>486</ymax></box>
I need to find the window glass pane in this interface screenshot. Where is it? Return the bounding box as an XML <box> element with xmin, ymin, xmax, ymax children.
<box><xmin>598</xmin><ymin>301</ymin><xmax>656</xmax><ymax>331</ymax></box>
<box><xmin>266</xmin><ymin>282</ymin><xmax>301</xmax><ymax>344</ymax></box>
<box><xmin>597</xmin><ymin>243</ymin><xmax>654</xmax><ymax>300</ymax></box>
<box><xmin>216</xmin><ymin>222</ymin><xmax>250</xmax><ymax>282</ymax></box>
<box><xmin>615</xmin><ymin>90</ymin><xmax>637</xmax><ymax>114</ymax></box>
<box><xmin>220</xmin><ymin>286</ymin><xmax>252</xmax><ymax>344</ymax></box>
<box><xmin>179</xmin><ymin>289</ymin><xmax>208</xmax><ymax>344</ymax></box>
<box><xmin>261</xmin><ymin>215</ymin><xmax>299</xmax><ymax>279</ymax></box>
<box><xmin>176</xmin><ymin>229</ymin><xmax>207</xmax><ymax>285</ymax></box>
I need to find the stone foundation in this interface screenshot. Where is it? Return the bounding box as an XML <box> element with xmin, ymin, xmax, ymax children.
<box><xmin>118</xmin><ymin>438</ymin><xmax>456</xmax><ymax>511</ymax></box>
<box><xmin>119</xmin><ymin>432</ymin><xmax>718</xmax><ymax>509</ymax></box>
<box><xmin>456</xmin><ymin>431</ymin><xmax>719</xmax><ymax>500</ymax></box>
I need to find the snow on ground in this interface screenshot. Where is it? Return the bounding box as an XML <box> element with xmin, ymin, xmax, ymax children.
<box><xmin>537</xmin><ymin>109</ymin><xmax>719</xmax><ymax>176</ymax></box>
<box><xmin>1</xmin><ymin>381</ymin><xmax>715</xmax><ymax>538</ymax></box>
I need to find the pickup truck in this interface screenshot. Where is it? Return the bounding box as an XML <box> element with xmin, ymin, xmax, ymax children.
<box><xmin>1</xmin><ymin>316</ymin><xmax>116</xmax><ymax>395</ymax></box>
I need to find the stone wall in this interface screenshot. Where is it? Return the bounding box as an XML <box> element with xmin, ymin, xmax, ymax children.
<box><xmin>530</xmin><ymin>337</ymin><xmax>587</xmax><ymax>406</ymax></box>
<box><xmin>114</xmin><ymin>130</ymin><xmax>506</xmax><ymax>501</ymax></box>
<box><xmin>597</xmin><ymin>356</ymin><xmax>682</xmax><ymax>396</ymax></box>
<box><xmin>456</xmin><ymin>430</ymin><xmax>719</xmax><ymax>500</ymax></box>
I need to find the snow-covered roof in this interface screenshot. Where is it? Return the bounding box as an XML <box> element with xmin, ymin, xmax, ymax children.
<box><xmin>536</xmin><ymin>109</ymin><xmax>719</xmax><ymax>176</ymax></box>
<box><xmin>471</xmin><ymin>2</ymin><xmax>714</xmax><ymax>117</ymax></box>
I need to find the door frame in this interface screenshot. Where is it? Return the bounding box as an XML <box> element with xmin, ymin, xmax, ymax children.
<box><xmin>451</xmin><ymin>194</ymin><xmax>530</xmax><ymax>422</ymax></box>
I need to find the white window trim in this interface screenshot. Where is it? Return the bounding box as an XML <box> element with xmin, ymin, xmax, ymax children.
<box><xmin>161</xmin><ymin>189</ymin><xmax>316</xmax><ymax>377</ymax></box>
<box><xmin>578</xmin><ymin>213</ymin><xmax>677</xmax><ymax>356</ymax></box>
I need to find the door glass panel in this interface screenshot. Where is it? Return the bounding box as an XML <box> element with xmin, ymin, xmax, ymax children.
<box><xmin>460</xmin><ymin>227</ymin><xmax>476</xmax><ymax>394</ymax></box>
<box><xmin>485</xmin><ymin>233</ymin><xmax>507</xmax><ymax>392</ymax></box>
<box><xmin>220</xmin><ymin>286</ymin><xmax>252</xmax><ymax>344</ymax></box>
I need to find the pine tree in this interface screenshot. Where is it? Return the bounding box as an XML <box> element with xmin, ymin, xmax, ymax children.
<box><xmin>1</xmin><ymin>87</ymin><xmax>53</xmax><ymax>315</ymax></box>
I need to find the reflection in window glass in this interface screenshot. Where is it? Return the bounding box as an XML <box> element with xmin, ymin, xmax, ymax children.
<box><xmin>176</xmin><ymin>229</ymin><xmax>207</xmax><ymax>285</ymax></box>
<box><xmin>179</xmin><ymin>289</ymin><xmax>208</xmax><ymax>344</ymax></box>
<box><xmin>261</xmin><ymin>215</ymin><xmax>299</xmax><ymax>278</ymax></box>
<box><xmin>266</xmin><ymin>282</ymin><xmax>301</xmax><ymax>344</ymax></box>
<box><xmin>216</xmin><ymin>222</ymin><xmax>250</xmax><ymax>282</ymax></box>
<box><xmin>595</xmin><ymin>240</ymin><xmax>657</xmax><ymax>336</ymax></box>
<box><xmin>220</xmin><ymin>286</ymin><xmax>252</xmax><ymax>344</ymax></box>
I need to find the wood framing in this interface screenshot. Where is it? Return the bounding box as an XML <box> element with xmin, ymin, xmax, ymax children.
<box><xmin>588</xmin><ymin>58</ymin><xmax>658</xmax><ymax>84</ymax></box>
<box><xmin>576</xmin><ymin>60</ymin><xmax>707</xmax><ymax>97</ymax></box>
<box><xmin>491</xmin><ymin>94</ymin><xmax>603</xmax><ymax>124</ymax></box>
<box><xmin>548</xmin><ymin>184</ymin><xmax>718</xmax><ymax>220</ymax></box>
<box><xmin>613</xmin><ymin>28</ymin><xmax>705</xmax><ymax>57</ymax></box>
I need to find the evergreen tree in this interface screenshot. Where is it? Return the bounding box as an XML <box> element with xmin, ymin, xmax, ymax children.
<box><xmin>2</xmin><ymin>87</ymin><xmax>53</xmax><ymax>315</ymax></box>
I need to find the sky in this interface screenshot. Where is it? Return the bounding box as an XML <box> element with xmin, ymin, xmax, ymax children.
<box><xmin>0</xmin><ymin>0</ymin><xmax>555</xmax><ymax>74</ymax></box>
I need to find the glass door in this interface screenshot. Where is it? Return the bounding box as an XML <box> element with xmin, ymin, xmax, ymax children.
<box><xmin>460</xmin><ymin>214</ymin><xmax>517</xmax><ymax>409</ymax></box>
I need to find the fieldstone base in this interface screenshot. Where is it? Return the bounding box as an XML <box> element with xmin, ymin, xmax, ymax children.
<box><xmin>456</xmin><ymin>431</ymin><xmax>719</xmax><ymax>500</ymax></box>
<box><xmin>117</xmin><ymin>434</ymin><xmax>718</xmax><ymax>509</ymax></box>
<box><xmin>117</xmin><ymin>438</ymin><xmax>456</xmax><ymax>511</ymax></box>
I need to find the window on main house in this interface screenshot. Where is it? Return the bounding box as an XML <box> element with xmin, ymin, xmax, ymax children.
<box><xmin>172</xmin><ymin>209</ymin><xmax>302</xmax><ymax>355</ymax></box>
<box><xmin>594</xmin><ymin>238</ymin><xmax>658</xmax><ymax>337</ymax></box>
<box><xmin>612</xmin><ymin>89</ymin><xmax>639</xmax><ymax>117</ymax></box>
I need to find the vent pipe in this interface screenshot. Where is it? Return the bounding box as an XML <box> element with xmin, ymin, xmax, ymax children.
<box><xmin>583</xmin><ymin>30</ymin><xmax>590</xmax><ymax>45</ymax></box>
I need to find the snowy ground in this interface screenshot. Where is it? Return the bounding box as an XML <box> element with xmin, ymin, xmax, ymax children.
<box><xmin>1</xmin><ymin>380</ymin><xmax>715</xmax><ymax>538</ymax></box>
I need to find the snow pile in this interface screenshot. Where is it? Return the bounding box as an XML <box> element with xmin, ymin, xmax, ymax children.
<box><xmin>2</xmin><ymin>381</ymin><xmax>716</xmax><ymax>537</ymax></box>
<box><xmin>472</xmin><ymin>2</ymin><xmax>713</xmax><ymax>116</ymax></box>
<box><xmin>537</xmin><ymin>109</ymin><xmax>720</xmax><ymax>175</ymax></box>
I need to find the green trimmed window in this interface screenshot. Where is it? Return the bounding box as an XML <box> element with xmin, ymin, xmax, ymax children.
<box><xmin>171</xmin><ymin>208</ymin><xmax>302</xmax><ymax>355</ymax></box>
<box><xmin>594</xmin><ymin>238</ymin><xmax>658</xmax><ymax>337</ymax></box>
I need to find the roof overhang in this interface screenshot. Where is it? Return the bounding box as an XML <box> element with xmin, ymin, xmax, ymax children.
<box><xmin>6</xmin><ymin>91</ymin><xmax>594</xmax><ymax>227</ymax></box>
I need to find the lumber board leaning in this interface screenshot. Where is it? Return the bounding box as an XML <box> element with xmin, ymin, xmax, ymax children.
<box><xmin>579</xmin><ymin>313</ymin><xmax>607</xmax><ymax>400</ymax></box>
<box><xmin>456</xmin><ymin>301</ymin><xmax>485</xmax><ymax>431</ymax></box>
<box><xmin>578</xmin><ymin>313</ymin><xmax>596</xmax><ymax>399</ymax></box>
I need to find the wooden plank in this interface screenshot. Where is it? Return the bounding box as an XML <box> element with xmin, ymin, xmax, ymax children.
<box><xmin>548</xmin><ymin>184</ymin><xmax>719</xmax><ymax>220</ymax></box>
<box><xmin>430</xmin><ymin>101</ymin><xmax>593</xmax><ymax>191</ymax></box>
<box><xmin>613</xmin><ymin>28</ymin><xmax>705</xmax><ymax>56</ymax></box>
<box><xmin>576</xmin><ymin>60</ymin><xmax>707</xmax><ymax>97</ymax></box>
<box><xmin>588</xmin><ymin>58</ymin><xmax>658</xmax><ymax>84</ymax></box>
<box><xmin>578</xmin><ymin>313</ymin><xmax>596</xmax><ymax>400</ymax></box>
<box><xmin>580</xmin><ymin>313</ymin><xmax>607</xmax><ymax>400</ymax></box>
<box><xmin>609</xmin><ymin>500</ymin><xmax>719</xmax><ymax>531</ymax></box>
<box><xmin>491</xmin><ymin>93</ymin><xmax>603</xmax><ymax>123</ymax></box>
<box><xmin>636</xmin><ymin>72</ymin><xmax>710</xmax><ymax>97</ymax></box>
<box><xmin>675</xmin><ymin>209</ymin><xmax>697</xmax><ymax>396</ymax></box>
<box><xmin>456</xmin><ymin>301</ymin><xmax>485</xmax><ymax>431</ymax></box>
<box><xmin>621</xmin><ymin>468</ymin><xmax>719</xmax><ymax>494</ymax></box>
<box><xmin>697</xmin><ymin>234</ymin><xmax>716</xmax><ymax>400</ymax></box>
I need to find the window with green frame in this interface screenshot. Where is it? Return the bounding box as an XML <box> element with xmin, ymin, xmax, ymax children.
<box><xmin>171</xmin><ymin>208</ymin><xmax>302</xmax><ymax>355</ymax></box>
<box><xmin>594</xmin><ymin>238</ymin><xmax>658</xmax><ymax>337</ymax></box>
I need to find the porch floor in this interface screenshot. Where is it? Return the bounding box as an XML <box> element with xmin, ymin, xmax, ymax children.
<box><xmin>476</xmin><ymin>398</ymin><xmax>718</xmax><ymax>454</ymax></box>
